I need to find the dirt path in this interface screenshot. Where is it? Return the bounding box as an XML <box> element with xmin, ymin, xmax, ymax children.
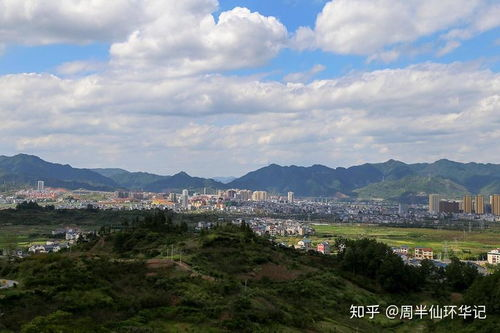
<box><xmin>146</xmin><ymin>259</ymin><xmax>215</xmax><ymax>281</ymax></box>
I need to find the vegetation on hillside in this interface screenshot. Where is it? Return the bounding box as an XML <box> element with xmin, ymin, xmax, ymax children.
<box><xmin>4</xmin><ymin>154</ymin><xmax>500</xmax><ymax>197</ymax></box>
<box><xmin>354</xmin><ymin>176</ymin><xmax>469</xmax><ymax>200</ymax></box>
<box><xmin>1</xmin><ymin>210</ymin><xmax>499</xmax><ymax>332</ymax></box>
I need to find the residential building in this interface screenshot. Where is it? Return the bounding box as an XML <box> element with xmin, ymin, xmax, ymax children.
<box><xmin>414</xmin><ymin>247</ymin><xmax>433</xmax><ymax>260</ymax></box>
<box><xmin>28</xmin><ymin>242</ymin><xmax>65</xmax><ymax>254</ymax></box>
<box><xmin>226</xmin><ymin>189</ymin><xmax>237</xmax><ymax>199</ymax></box>
<box><xmin>181</xmin><ymin>189</ymin><xmax>189</xmax><ymax>209</ymax></box>
<box><xmin>475</xmin><ymin>195</ymin><xmax>485</xmax><ymax>214</ymax></box>
<box><xmin>297</xmin><ymin>238</ymin><xmax>312</xmax><ymax>251</ymax></box>
<box><xmin>287</xmin><ymin>191</ymin><xmax>294</xmax><ymax>203</ymax></box>
<box><xmin>492</xmin><ymin>195</ymin><xmax>500</xmax><ymax>216</ymax></box>
<box><xmin>317</xmin><ymin>241</ymin><xmax>330</xmax><ymax>254</ymax></box>
<box><xmin>463</xmin><ymin>195</ymin><xmax>473</xmax><ymax>213</ymax></box>
<box><xmin>252</xmin><ymin>191</ymin><xmax>268</xmax><ymax>201</ymax></box>
<box><xmin>237</xmin><ymin>190</ymin><xmax>253</xmax><ymax>201</ymax></box>
<box><xmin>439</xmin><ymin>200</ymin><xmax>460</xmax><ymax>213</ymax></box>
<box><xmin>487</xmin><ymin>249</ymin><xmax>500</xmax><ymax>265</ymax></box>
<box><xmin>37</xmin><ymin>180</ymin><xmax>44</xmax><ymax>191</ymax></box>
<box><xmin>428</xmin><ymin>194</ymin><xmax>441</xmax><ymax>213</ymax></box>
<box><xmin>392</xmin><ymin>246</ymin><xmax>409</xmax><ymax>256</ymax></box>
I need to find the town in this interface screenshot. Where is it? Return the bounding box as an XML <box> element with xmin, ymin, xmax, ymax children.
<box><xmin>1</xmin><ymin>182</ymin><xmax>500</xmax><ymax>273</ymax></box>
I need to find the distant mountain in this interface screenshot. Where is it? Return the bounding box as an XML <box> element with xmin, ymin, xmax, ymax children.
<box><xmin>211</xmin><ymin>176</ymin><xmax>237</xmax><ymax>184</ymax></box>
<box><xmin>0</xmin><ymin>154</ymin><xmax>119</xmax><ymax>191</ymax></box>
<box><xmin>91</xmin><ymin>168</ymin><xmax>129</xmax><ymax>178</ymax></box>
<box><xmin>354</xmin><ymin>176</ymin><xmax>469</xmax><ymax>200</ymax></box>
<box><xmin>92</xmin><ymin>169</ymin><xmax>166</xmax><ymax>190</ymax></box>
<box><xmin>3</xmin><ymin>154</ymin><xmax>500</xmax><ymax>199</ymax></box>
<box><xmin>227</xmin><ymin>163</ymin><xmax>383</xmax><ymax>197</ymax></box>
<box><xmin>144</xmin><ymin>172</ymin><xmax>224</xmax><ymax>192</ymax></box>
<box><xmin>227</xmin><ymin>160</ymin><xmax>500</xmax><ymax>198</ymax></box>
<box><xmin>92</xmin><ymin>168</ymin><xmax>225</xmax><ymax>192</ymax></box>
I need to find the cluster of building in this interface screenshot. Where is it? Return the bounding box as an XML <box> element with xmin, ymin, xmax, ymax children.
<box><xmin>1</xmin><ymin>227</ymin><xmax>87</xmax><ymax>258</ymax></box>
<box><xmin>28</xmin><ymin>241</ymin><xmax>69</xmax><ymax>254</ymax></box>
<box><xmin>429</xmin><ymin>194</ymin><xmax>500</xmax><ymax>216</ymax></box>
<box><xmin>28</xmin><ymin>227</ymin><xmax>87</xmax><ymax>254</ymax></box>
<box><xmin>294</xmin><ymin>238</ymin><xmax>332</xmax><ymax>254</ymax></box>
<box><xmin>392</xmin><ymin>246</ymin><xmax>434</xmax><ymax>260</ymax></box>
<box><xmin>391</xmin><ymin>245</ymin><xmax>500</xmax><ymax>268</ymax></box>
<box><xmin>244</xmin><ymin>218</ymin><xmax>314</xmax><ymax>237</ymax></box>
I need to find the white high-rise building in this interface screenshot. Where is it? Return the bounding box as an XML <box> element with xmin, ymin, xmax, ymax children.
<box><xmin>287</xmin><ymin>191</ymin><xmax>294</xmax><ymax>203</ymax></box>
<box><xmin>181</xmin><ymin>189</ymin><xmax>189</xmax><ymax>209</ymax></box>
<box><xmin>37</xmin><ymin>180</ymin><xmax>45</xmax><ymax>191</ymax></box>
<box><xmin>398</xmin><ymin>203</ymin><xmax>408</xmax><ymax>215</ymax></box>
<box><xmin>252</xmin><ymin>191</ymin><xmax>268</xmax><ymax>201</ymax></box>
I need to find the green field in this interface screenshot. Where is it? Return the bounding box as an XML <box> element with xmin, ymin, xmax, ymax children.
<box><xmin>280</xmin><ymin>224</ymin><xmax>500</xmax><ymax>259</ymax></box>
<box><xmin>0</xmin><ymin>225</ymin><xmax>98</xmax><ymax>250</ymax></box>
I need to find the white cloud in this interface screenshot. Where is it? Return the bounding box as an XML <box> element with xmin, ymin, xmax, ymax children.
<box><xmin>56</xmin><ymin>60</ymin><xmax>106</xmax><ymax>75</ymax></box>
<box><xmin>436</xmin><ymin>41</ymin><xmax>462</xmax><ymax>57</ymax></box>
<box><xmin>1</xmin><ymin>62</ymin><xmax>499</xmax><ymax>175</ymax></box>
<box><xmin>1</xmin><ymin>1</ymin><xmax>500</xmax><ymax>175</ymax></box>
<box><xmin>0</xmin><ymin>0</ymin><xmax>145</xmax><ymax>44</ymax></box>
<box><xmin>293</xmin><ymin>0</ymin><xmax>499</xmax><ymax>60</ymax></box>
<box><xmin>109</xmin><ymin>5</ymin><xmax>288</xmax><ymax>75</ymax></box>
<box><xmin>0</xmin><ymin>0</ymin><xmax>287</xmax><ymax>76</ymax></box>
<box><xmin>283</xmin><ymin>64</ymin><xmax>326</xmax><ymax>83</ymax></box>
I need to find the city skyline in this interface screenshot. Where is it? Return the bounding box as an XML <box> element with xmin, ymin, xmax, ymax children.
<box><xmin>1</xmin><ymin>0</ymin><xmax>499</xmax><ymax>177</ymax></box>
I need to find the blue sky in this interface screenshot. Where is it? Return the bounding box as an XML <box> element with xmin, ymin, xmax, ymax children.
<box><xmin>0</xmin><ymin>0</ymin><xmax>499</xmax><ymax>176</ymax></box>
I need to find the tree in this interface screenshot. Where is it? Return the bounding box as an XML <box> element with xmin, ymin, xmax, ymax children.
<box><xmin>445</xmin><ymin>257</ymin><xmax>479</xmax><ymax>291</ymax></box>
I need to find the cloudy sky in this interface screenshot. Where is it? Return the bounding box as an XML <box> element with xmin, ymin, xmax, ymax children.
<box><xmin>1</xmin><ymin>0</ymin><xmax>499</xmax><ymax>177</ymax></box>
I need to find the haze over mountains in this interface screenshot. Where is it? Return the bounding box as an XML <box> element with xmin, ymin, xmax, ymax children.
<box><xmin>2</xmin><ymin>154</ymin><xmax>500</xmax><ymax>200</ymax></box>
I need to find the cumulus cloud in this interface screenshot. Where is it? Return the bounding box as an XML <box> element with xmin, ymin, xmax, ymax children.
<box><xmin>1</xmin><ymin>62</ymin><xmax>499</xmax><ymax>175</ymax></box>
<box><xmin>0</xmin><ymin>0</ymin><xmax>287</xmax><ymax>76</ymax></box>
<box><xmin>0</xmin><ymin>0</ymin><xmax>145</xmax><ymax>44</ymax></box>
<box><xmin>1</xmin><ymin>1</ymin><xmax>500</xmax><ymax>175</ymax></box>
<box><xmin>293</xmin><ymin>0</ymin><xmax>500</xmax><ymax>60</ymax></box>
<box><xmin>109</xmin><ymin>5</ymin><xmax>288</xmax><ymax>75</ymax></box>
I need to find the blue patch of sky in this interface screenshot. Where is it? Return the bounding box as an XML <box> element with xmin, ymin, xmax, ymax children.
<box><xmin>224</xmin><ymin>25</ymin><xmax>500</xmax><ymax>81</ymax></box>
<box><xmin>1</xmin><ymin>0</ymin><xmax>497</xmax><ymax>77</ymax></box>
<box><xmin>439</xmin><ymin>28</ymin><xmax>500</xmax><ymax>72</ymax></box>
<box><xmin>217</xmin><ymin>0</ymin><xmax>327</xmax><ymax>31</ymax></box>
<box><xmin>0</xmin><ymin>43</ymin><xmax>109</xmax><ymax>75</ymax></box>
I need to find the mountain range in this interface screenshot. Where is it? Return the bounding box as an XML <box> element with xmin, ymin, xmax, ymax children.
<box><xmin>2</xmin><ymin>154</ymin><xmax>500</xmax><ymax>200</ymax></box>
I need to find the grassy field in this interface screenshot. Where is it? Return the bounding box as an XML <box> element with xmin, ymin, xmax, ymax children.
<box><xmin>0</xmin><ymin>225</ymin><xmax>99</xmax><ymax>250</ymax></box>
<box><xmin>280</xmin><ymin>223</ymin><xmax>500</xmax><ymax>259</ymax></box>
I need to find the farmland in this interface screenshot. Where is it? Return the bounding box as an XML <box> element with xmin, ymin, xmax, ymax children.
<box><xmin>279</xmin><ymin>223</ymin><xmax>500</xmax><ymax>259</ymax></box>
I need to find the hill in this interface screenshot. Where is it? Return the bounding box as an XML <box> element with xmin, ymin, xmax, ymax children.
<box><xmin>0</xmin><ymin>154</ymin><xmax>119</xmax><ymax>191</ymax></box>
<box><xmin>227</xmin><ymin>163</ymin><xmax>383</xmax><ymax>197</ymax></box>
<box><xmin>4</xmin><ymin>154</ymin><xmax>500</xmax><ymax>198</ymax></box>
<box><xmin>355</xmin><ymin>176</ymin><xmax>470</xmax><ymax>201</ymax></box>
<box><xmin>1</xmin><ymin>211</ymin><xmax>498</xmax><ymax>332</ymax></box>
<box><xmin>93</xmin><ymin>168</ymin><xmax>226</xmax><ymax>192</ymax></box>
<box><xmin>229</xmin><ymin>160</ymin><xmax>500</xmax><ymax>198</ymax></box>
<box><xmin>92</xmin><ymin>169</ymin><xmax>167</xmax><ymax>190</ymax></box>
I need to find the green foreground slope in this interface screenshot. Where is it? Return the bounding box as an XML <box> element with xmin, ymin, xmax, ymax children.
<box><xmin>1</xmin><ymin>212</ymin><xmax>499</xmax><ymax>332</ymax></box>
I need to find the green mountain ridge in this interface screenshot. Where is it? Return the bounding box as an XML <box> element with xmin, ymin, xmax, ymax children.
<box><xmin>355</xmin><ymin>176</ymin><xmax>470</xmax><ymax>201</ymax></box>
<box><xmin>2</xmin><ymin>154</ymin><xmax>500</xmax><ymax>198</ymax></box>
<box><xmin>0</xmin><ymin>154</ymin><xmax>118</xmax><ymax>191</ymax></box>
